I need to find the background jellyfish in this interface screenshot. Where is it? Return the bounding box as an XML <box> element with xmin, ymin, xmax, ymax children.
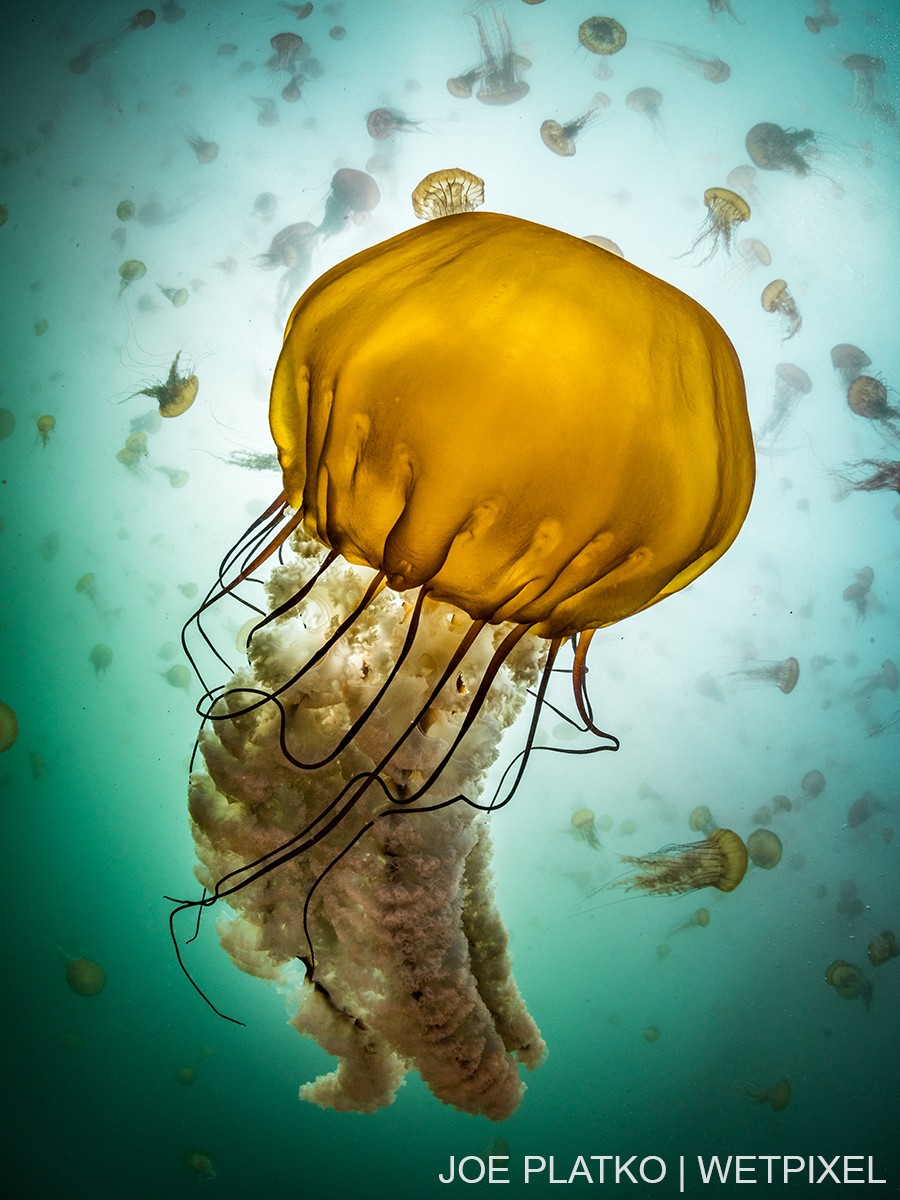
<box><xmin>843</xmin><ymin>565</ymin><xmax>876</xmax><ymax>619</ymax></box>
<box><xmin>366</xmin><ymin>107</ymin><xmax>421</xmax><ymax>140</ymax></box>
<box><xmin>540</xmin><ymin>104</ymin><xmax>606</xmax><ymax>156</ymax></box>
<box><xmin>64</xmin><ymin>956</ymin><xmax>106</xmax><ymax>997</ymax></box>
<box><xmin>177</xmin><ymin>210</ymin><xmax>755</xmax><ymax>1118</ymax></box>
<box><xmin>470</xmin><ymin>9</ymin><xmax>531</xmax><ymax>106</ymax></box>
<box><xmin>133</xmin><ymin>353</ymin><xmax>198</xmax><ymax>418</ymax></box>
<box><xmin>740</xmin><ymin>1078</ymin><xmax>790</xmax><ymax>1111</ymax></box>
<box><xmin>0</xmin><ymin>701</ymin><xmax>17</xmax><ymax>753</ymax></box>
<box><xmin>805</xmin><ymin>0</ymin><xmax>838</xmax><ymax>33</ymax></box>
<box><xmin>731</xmin><ymin>655</ymin><xmax>799</xmax><ymax>694</ymax></box>
<box><xmin>650</xmin><ymin>43</ymin><xmax>730</xmax><ymax>83</ymax></box>
<box><xmin>746</xmin><ymin>123</ymin><xmax>816</xmax><ymax>175</ymax></box>
<box><xmin>36</xmin><ymin>414</ymin><xmax>56</xmax><ymax>446</ymax></box>
<box><xmin>761</xmin><ymin>279</ymin><xmax>802</xmax><ymax>341</ymax></box>
<box><xmin>825</xmin><ymin>960</ymin><xmax>873</xmax><ymax>1007</ymax></box>
<box><xmin>868</xmin><ymin>931</ymin><xmax>899</xmax><ymax>967</ymax></box>
<box><xmin>747</xmin><ymin>828</ymin><xmax>782</xmax><ymax>869</ymax></box>
<box><xmin>578</xmin><ymin>17</ymin><xmax>627</xmax><ymax>55</ymax></box>
<box><xmin>318</xmin><ymin>169</ymin><xmax>381</xmax><ymax>237</ymax></box>
<box><xmin>626</xmin><ymin>87</ymin><xmax>664</xmax><ymax>129</ymax></box>
<box><xmin>831</xmin><ymin>343</ymin><xmax>872</xmax><ymax>389</ymax></box>
<box><xmin>682</xmin><ymin>187</ymin><xmax>750</xmax><ymax>264</ymax></box>
<box><xmin>847</xmin><ymin>375</ymin><xmax>899</xmax><ymax>440</ymax></box>
<box><xmin>843</xmin><ymin>55</ymin><xmax>885</xmax><ymax>113</ymax></box>
<box><xmin>68</xmin><ymin>8</ymin><xmax>156</xmax><ymax>75</ymax></box>
<box><xmin>571</xmin><ymin>808</ymin><xmax>601</xmax><ymax>849</ymax></box>
<box><xmin>756</xmin><ymin>363</ymin><xmax>812</xmax><ymax>447</ymax></box>
<box><xmin>603</xmin><ymin>829</ymin><xmax>749</xmax><ymax>896</ymax></box>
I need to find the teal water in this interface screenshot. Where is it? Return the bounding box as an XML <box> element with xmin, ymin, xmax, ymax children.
<box><xmin>1</xmin><ymin>0</ymin><xmax>898</xmax><ymax>1195</ymax></box>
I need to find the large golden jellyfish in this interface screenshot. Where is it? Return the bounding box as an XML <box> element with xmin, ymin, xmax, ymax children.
<box><xmin>607</xmin><ymin>829</ymin><xmax>749</xmax><ymax>896</ymax></box>
<box><xmin>174</xmin><ymin>207</ymin><xmax>754</xmax><ymax>1119</ymax></box>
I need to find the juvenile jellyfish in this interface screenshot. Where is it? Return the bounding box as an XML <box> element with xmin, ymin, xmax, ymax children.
<box><xmin>36</xmin><ymin>414</ymin><xmax>56</xmax><ymax>446</ymax></box>
<box><xmin>185</xmin><ymin>133</ymin><xmax>219</xmax><ymax>164</ymax></box>
<box><xmin>740</xmin><ymin>1078</ymin><xmax>790</xmax><ymax>1111</ymax></box>
<box><xmin>253</xmin><ymin>192</ymin><xmax>278</xmax><ymax>220</ymax></box>
<box><xmin>165</xmin><ymin>664</ymin><xmax>192</xmax><ymax>690</ymax></box>
<box><xmin>843</xmin><ymin>55</ymin><xmax>885</xmax><ymax>113</ymax></box>
<box><xmin>831</xmin><ymin>343</ymin><xmax>871</xmax><ymax>389</ymax></box>
<box><xmin>607</xmin><ymin>829</ymin><xmax>748</xmax><ymax>896</ymax></box>
<box><xmin>708</xmin><ymin>0</ymin><xmax>742</xmax><ymax>19</ymax></box>
<box><xmin>90</xmin><ymin>644</ymin><xmax>114</xmax><ymax>677</ymax></box>
<box><xmin>650</xmin><ymin>43</ymin><xmax>730</xmax><ymax>83</ymax></box>
<box><xmin>843</xmin><ymin>565</ymin><xmax>875</xmax><ymax>619</ymax></box>
<box><xmin>267</xmin><ymin>32</ymin><xmax>307</xmax><ymax>73</ymax></box>
<box><xmin>65</xmin><ymin>956</ymin><xmax>106</xmax><ymax>996</ymax></box>
<box><xmin>540</xmin><ymin>103</ymin><xmax>606</xmax><ymax>156</ymax></box>
<box><xmin>682</xmin><ymin>188</ymin><xmax>750</xmax><ymax>264</ymax></box>
<box><xmin>726</xmin><ymin>165</ymin><xmax>761</xmax><ymax>205</ymax></box>
<box><xmin>825</xmin><ymin>960</ymin><xmax>873</xmax><ymax>1007</ymax></box>
<box><xmin>747</xmin><ymin>828</ymin><xmax>782</xmax><ymax>869</ymax></box>
<box><xmin>251</xmin><ymin>97</ymin><xmax>280</xmax><ymax>127</ymax></box>
<box><xmin>746</xmin><ymin>123</ymin><xmax>816</xmax><ymax>176</ymax></box>
<box><xmin>756</xmin><ymin>363</ymin><xmax>812</xmax><ymax>446</ymax></box>
<box><xmin>68</xmin><ymin>9</ymin><xmax>156</xmax><ymax>74</ymax></box>
<box><xmin>259</xmin><ymin>222</ymin><xmax>318</xmax><ymax>271</ymax></box>
<box><xmin>412</xmin><ymin>169</ymin><xmax>485</xmax><ymax>221</ymax></box>
<box><xmin>669</xmin><ymin>907</ymin><xmax>710</xmax><ymax>934</ymax></box>
<box><xmin>800</xmin><ymin>769</ymin><xmax>826</xmax><ymax>801</ymax></box>
<box><xmin>854</xmin><ymin>659</ymin><xmax>899</xmax><ymax>698</ymax></box>
<box><xmin>578</xmin><ymin>17</ymin><xmax>627</xmax><ymax>55</ymax></box>
<box><xmin>118</xmin><ymin>259</ymin><xmax>147</xmax><ymax>296</ymax></box>
<box><xmin>761</xmin><ymin>279</ymin><xmax>801</xmax><ymax>342</ymax></box>
<box><xmin>846</xmin><ymin>790</ymin><xmax>884</xmax><ymax>828</ymax></box>
<box><xmin>281</xmin><ymin>2</ymin><xmax>313</xmax><ymax>16</ymax></box>
<box><xmin>183</xmin><ymin>1151</ymin><xmax>216</xmax><ymax>1179</ymax></box>
<box><xmin>471</xmin><ymin>10</ymin><xmax>531</xmax><ymax>105</ymax></box>
<box><xmin>133</xmin><ymin>353</ymin><xmax>198</xmax><ymax>419</ymax></box>
<box><xmin>116</xmin><ymin>199</ymin><xmax>136</xmax><ymax>221</ymax></box>
<box><xmin>731</xmin><ymin>656</ymin><xmax>799</xmax><ymax>694</ymax></box>
<box><xmin>688</xmin><ymin>805</ymin><xmax>718</xmax><ymax>837</ymax></box>
<box><xmin>116</xmin><ymin>430</ymin><xmax>148</xmax><ymax>471</ymax></box>
<box><xmin>366</xmin><ymin>107</ymin><xmax>422</xmax><ymax>140</ymax></box>
<box><xmin>847</xmin><ymin>375</ymin><xmax>899</xmax><ymax>438</ymax></box>
<box><xmin>318</xmin><ymin>169</ymin><xmax>381</xmax><ymax>237</ymax></box>
<box><xmin>626</xmin><ymin>87</ymin><xmax>663</xmax><ymax>128</ymax></box>
<box><xmin>804</xmin><ymin>1</ymin><xmax>838</xmax><ymax>33</ymax></box>
<box><xmin>642</xmin><ymin>1025</ymin><xmax>661</xmax><ymax>1042</ymax></box>
<box><xmin>867</xmin><ymin>931</ymin><xmax>899</xmax><ymax>968</ymax></box>
<box><xmin>175</xmin><ymin>1065</ymin><xmax>196</xmax><ymax>1086</ymax></box>
<box><xmin>0</xmin><ymin>701</ymin><xmax>17</xmax><ymax>753</ymax></box>
<box><xmin>162</xmin><ymin>1</ymin><xmax>186</xmax><ymax>22</ymax></box>
<box><xmin>159</xmin><ymin>285</ymin><xmax>189</xmax><ymax>308</ymax></box>
<box><xmin>446</xmin><ymin>66</ymin><xmax>485</xmax><ymax>99</ymax></box>
<box><xmin>571</xmin><ymin>808</ymin><xmax>601</xmax><ymax>849</ymax></box>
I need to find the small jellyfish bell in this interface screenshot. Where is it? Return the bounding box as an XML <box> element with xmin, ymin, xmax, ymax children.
<box><xmin>741</xmin><ymin>1078</ymin><xmax>790</xmax><ymax>1112</ymax></box>
<box><xmin>185</xmin><ymin>133</ymin><xmax>219</xmax><ymax>164</ymax></box>
<box><xmin>734</xmin><ymin>238</ymin><xmax>771</xmax><ymax>280</ymax></box>
<box><xmin>682</xmin><ymin>187</ymin><xmax>750</xmax><ymax>264</ymax></box>
<box><xmin>319</xmin><ymin>169</ymin><xmax>381</xmax><ymax>237</ymax></box>
<box><xmin>134</xmin><ymin>352</ymin><xmax>198</xmax><ymax>418</ymax></box>
<box><xmin>118</xmin><ymin>259</ymin><xmax>147</xmax><ymax>295</ymax></box>
<box><xmin>669</xmin><ymin>906</ymin><xmax>710</xmax><ymax>935</ymax></box>
<box><xmin>571</xmin><ymin>808</ymin><xmax>601</xmax><ymax>849</ymax></box>
<box><xmin>540</xmin><ymin>102</ymin><xmax>607</xmax><ymax>157</ymax></box>
<box><xmin>412</xmin><ymin>168</ymin><xmax>485</xmax><ymax>221</ymax></box>
<box><xmin>846</xmin><ymin>791</ymin><xmax>883</xmax><ymax>828</ymax></box>
<box><xmin>65</xmin><ymin>956</ymin><xmax>106</xmax><ymax>997</ymax></box>
<box><xmin>800</xmin><ymin>769</ymin><xmax>826</xmax><ymax>801</ymax></box>
<box><xmin>825</xmin><ymin>959</ymin><xmax>873</xmax><ymax>1008</ymax></box>
<box><xmin>159</xmin><ymin>286</ymin><xmax>189</xmax><ymax>308</ymax></box>
<box><xmin>688</xmin><ymin>804</ymin><xmax>718</xmax><ymax>837</ymax></box>
<box><xmin>626</xmin><ymin>87</ymin><xmax>663</xmax><ymax>128</ymax></box>
<box><xmin>761</xmin><ymin>279</ymin><xmax>802</xmax><ymax>342</ymax></box>
<box><xmin>651</xmin><ymin>44</ymin><xmax>730</xmax><ymax>84</ymax></box>
<box><xmin>830</xmin><ymin>343</ymin><xmax>871</xmax><ymax>389</ymax></box>
<box><xmin>867</xmin><ymin>931</ymin><xmax>899</xmax><ymax>968</ymax></box>
<box><xmin>366</xmin><ymin>107</ymin><xmax>422</xmax><ymax>140</ymax></box>
<box><xmin>90</xmin><ymin>644</ymin><xmax>114</xmax><ymax>676</ymax></box>
<box><xmin>605</xmin><ymin>829</ymin><xmax>749</xmax><ymax>897</ymax></box>
<box><xmin>578</xmin><ymin>17</ymin><xmax>627</xmax><ymax>55</ymax></box>
<box><xmin>36</xmin><ymin>414</ymin><xmax>56</xmax><ymax>446</ymax></box>
<box><xmin>846</xmin><ymin>375</ymin><xmax>900</xmax><ymax>439</ymax></box>
<box><xmin>267</xmin><ymin>31</ymin><xmax>307</xmax><ymax>73</ymax></box>
<box><xmin>446</xmin><ymin>66</ymin><xmax>485</xmax><ymax>99</ymax></box>
<box><xmin>804</xmin><ymin>1</ymin><xmax>838</xmax><ymax>33</ymax></box>
<box><xmin>731</xmin><ymin>655</ymin><xmax>800</xmax><ymax>694</ymax></box>
<box><xmin>747</xmin><ymin>828</ymin><xmax>782</xmax><ymax>869</ymax></box>
<box><xmin>746</xmin><ymin>123</ymin><xmax>816</xmax><ymax>176</ymax></box>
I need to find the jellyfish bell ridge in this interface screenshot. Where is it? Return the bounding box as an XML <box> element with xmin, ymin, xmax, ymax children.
<box><xmin>269</xmin><ymin>212</ymin><xmax>755</xmax><ymax>641</ymax></box>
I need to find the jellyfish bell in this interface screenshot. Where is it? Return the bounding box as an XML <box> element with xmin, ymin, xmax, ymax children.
<box><xmin>688</xmin><ymin>804</ymin><xmax>717</xmax><ymax>836</ymax></box>
<box><xmin>36</xmin><ymin>414</ymin><xmax>56</xmax><ymax>445</ymax></box>
<box><xmin>540</xmin><ymin>104</ymin><xmax>605</xmax><ymax>157</ymax></box>
<box><xmin>825</xmin><ymin>959</ymin><xmax>873</xmax><ymax>1007</ymax></box>
<box><xmin>267</xmin><ymin>31</ymin><xmax>307</xmax><ymax>73</ymax></box>
<box><xmin>134</xmin><ymin>352</ymin><xmax>198</xmax><ymax>418</ymax></box>
<box><xmin>412</xmin><ymin>169</ymin><xmax>485</xmax><ymax>221</ymax></box>
<box><xmin>90</xmin><ymin>644</ymin><xmax>114</xmax><ymax>676</ymax></box>
<box><xmin>867</xmin><ymin>931</ymin><xmax>899</xmax><ymax>968</ymax></box>
<box><xmin>471</xmin><ymin>10</ymin><xmax>531</xmax><ymax>106</ymax></box>
<box><xmin>319</xmin><ymin>168</ymin><xmax>381</xmax><ymax>237</ymax></box>
<box><xmin>830</xmin><ymin>343</ymin><xmax>871</xmax><ymax>389</ymax></box>
<box><xmin>0</xmin><ymin>701</ymin><xmax>18</xmax><ymax>753</ymax></box>
<box><xmin>747</xmin><ymin>828</ymin><xmax>782</xmax><ymax>869</ymax></box>
<box><xmin>578</xmin><ymin>17</ymin><xmax>627</xmax><ymax>55</ymax></box>
<box><xmin>446</xmin><ymin>67</ymin><xmax>485</xmax><ymax>99</ymax></box>
<box><xmin>185</xmin><ymin>133</ymin><xmax>219</xmax><ymax>164</ymax></box>
<box><xmin>746</xmin><ymin>123</ymin><xmax>816</xmax><ymax>176</ymax></box>
<box><xmin>847</xmin><ymin>375</ymin><xmax>897</xmax><ymax>424</ymax></box>
<box><xmin>366</xmin><ymin>107</ymin><xmax>421</xmax><ymax>140</ymax></box>
<box><xmin>65</xmin><ymin>956</ymin><xmax>106</xmax><ymax>997</ymax></box>
<box><xmin>571</xmin><ymin>808</ymin><xmax>601</xmax><ymax>849</ymax></box>
<box><xmin>843</xmin><ymin>55</ymin><xmax>885</xmax><ymax>112</ymax></box>
<box><xmin>757</xmin><ymin>363</ymin><xmax>812</xmax><ymax>447</ymax></box>
<box><xmin>741</xmin><ymin>1078</ymin><xmax>790</xmax><ymax>1111</ymax></box>
<box><xmin>177</xmin><ymin>211</ymin><xmax>755</xmax><ymax>1118</ymax></box>
<box><xmin>626</xmin><ymin>87</ymin><xmax>663</xmax><ymax>126</ymax></box>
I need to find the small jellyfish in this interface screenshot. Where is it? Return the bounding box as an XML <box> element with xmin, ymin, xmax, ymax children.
<box><xmin>746</xmin><ymin>123</ymin><xmax>816</xmax><ymax>176</ymax></box>
<box><xmin>75</xmin><ymin>572</ymin><xmax>100</xmax><ymax>609</ymax></box>
<box><xmin>825</xmin><ymin>959</ymin><xmax>873</xmax><ymax>1008</ymax></box>
<box><xmin>731</xmin><ymin>656</ymin><xmax>800</xmax><ymax>694</ymax></box>
<box><xmin>734</xmin><ymin>238</ymin><xmax>771</xmax><ymax>282</ymax></box>
<box><xmin>281</xmin><ymin>2</ymin><xmax>313</xmax><ymax>16</ymax></box>
<box><xmin>253</xmin><ymin>192</ymin><xmax>278</xmax><ymax>220</ymax></box>
<box><xmin>607</xmin><ymin>829</ymin><xmax>749</xmax><ymax>896</ymax></box>
<box><xmin>571</xmin><ymin>808</ymin><xmax>601</xmax><ymax>849</ymax></box>
<box><xmin>446</xmin><ymin>66</ymin><xmax>485</xmax><ymax>99</ymax></box>
<box><xmin>329</xmin><ymin>26</ymin><xmax>346</xmax><ymax>40</ymax></box>
<box><xmin>740</xmin><ymin>1078</ymin><xmax>790</xmax><ymax>1111</ymax></box>
<box><xmin>804</xmin><ymin>1</ymin><xmax>838</xmax><ymax>33</ymax></box>
<box><xmin>847</xmin><ymin>375</ymin><xmax>899</xmax><ymax>439</ymax></box>
<box><xmin>854</xmin><ymin>659</ymin><xmax>899</xmax><ymax>698</ymax></box>
<box><xmin>116</xmin><ymin>199</ymin><xmax>136</xmax><ymax>221</ymax></box>
<box><xmin>116</xmin><ymin>430</ymin><xmax>148</xmax><ymax>471</ymax></box>
<box><xmin>669</xmin><ymin>907</ymin><xmax>710</xmax><ymax>935</ymax></box>
<box><xmin>800</xmin><ymin>769</ymin><xmax>826</xmax><ymax>801</ymax></box>
<box><xmin>688</xmin><ymin>804</ymin><xmax>718</xmax><ymax>837</ymax></box>
<box><xmin>158</xmin><ymin>286</ymin><xmax>189</xmax><ymax>308</ymax></box>
<box><xmin>65</xmin><ymin>956</ymin><xmax>106</xmax><ymax>996</ymax></box>
<box><xmin>642</xmin><ymin>1025</ymin><xmax>661</xmax><ymax>1042</ymax></box>
<box><xmin>36</xmin><ymin>414</ymin><xmax>56</xmax><ymax>446</ymax></box>
<box><xmin>267</xmin><ymin>32</ymin><xmax>307</xmax><ymax>73</ymax></box>
<box><xmin>708</xmin><ymin>0</ymin><xmax>742</xmax><ymax>20</ymax></box>
<box><xmin>578</xmin><ymin>16</ymin><xmax>627</xmax><ymax>55</ymax></box>
<box><xmin>133</xmin><ymin>353</ymin><xmax>198</xmax><ymax>419</ymax></box>
<box><xmin>831</xmin><ymin>343</ymin><xmax>872</xmax><ymax>389</ymax></box>
<box><xmin>772</xmin><ymin>794</ymin><xmax>792</xmax><ymax>814</ymax></box>
<box><xmin>155</xmin><ymin>466</ymin><xmax>190</xmax><ymax>489</ymax></box>
<box><xmin>540</xmin><ymin>102</ymin><xmax>606</xmax><ymax>156</ymax></box>
<box><xmin>90</xmin><ymin>644</ymin><xmax>114</xmax><ymax>677</ymax></box>
<box><xmin>165</xmin><ymin>664</ymin><xmax>192</xmax><ymax>690</ymax></box>
<box><xmin>412</xmin><ymin>168</ymin><xmax>485</xmax><ymax>221</ymax></box>
<box><xmin>183</xmin><ymin>1151</ymin><xmax>216</xmax><ymax>1180</ymax></box>
<box><xmin>175</xmin><ymin>1066</ymin><xmax>197</xmax><ymax>1086</ymax></box>
<box><xmin>726</xmin><ymin>165</ymin><xmax>761</xmax><ymax>205</ymax></box>
<box><xmin>0</xmin><ymin>407</ymin><xmax>15</xmax><ymax>440</ymax></box>
<box><xmin>761</xmin><ymin>279</ymin><xmax>802</xmax><ymax>342</ymax></box>
<box><xmin>162</xmin><ymin>1</ymin><xmax>186</xmax><ymax>22</ymax></box>
<box><xmin>118</xmin><ymin>259</ymin><xmax>147</xmax><ymax>296</ymax></box>
<box><xmin>319</xmin><ymin>169</ymin><xmax>381</xmax><ymax>237</ymax></box>
<box><xmin>69</xmin><ymin>9</ymin><xmax>156</xmax><ymax>75</ymax></box>
<box><xmin>0</xmin><ymin>701</ymin><xmax>18</xmax><ymax>753</ymax></box>
<box><xmin>471</xmin><ymin>10</ymin><xmax>531</xmax><ymax>106</ymax></box>
<box><xmin>651</xmin><ymin>44</ymin><xmax>730</xmax><ymax>83</ymax></box>
<box><xmin>252</xmin><ymin>97</ymin><xmax>280</xmax><ymax>127</ymax></box>
<box><xmin>626</xmin><ymin>87</ymin><xmax>663</xmax><ymax>128</ymax></box>
<box><xmin>867</xmin><ymin>931</ymin><xmax>899</xmax><ymax>968</ymax></box>
<box><xmin>846</xmin><ymin>791</ymin><xmax>884</xmax><ymax>828</ymax></box>
<box><xmin>756</xmin><ymin>363</ymin><xmax>812</xmax><ymax>446</ymax></box>
<box><xmin>747</xmin><ymin>828</ymin><xmax>782</xmax><ymax>869</ymax></box>
<box><xmin>843</xmin><ymin>565</ymin><xmax>875</xmax><ymax>619</ymax></box>
<box><xmin>185</xmin><ymin>132</ymin><xmax>219</xmax><ymax>164</ymax></box>
<box><xmin>682</xmin><ymin>187</ymin><xmax>750</xmax><ymax>263</ymax></box>
<box><xmin>366</xmin><ymin>107</ymin><xmax>422</xmax><ymax>140</ymax></box>
<box><xmin>843</xmin><ymin>55</ymin><xmax>885</xmax><ymax>113</ymax></box>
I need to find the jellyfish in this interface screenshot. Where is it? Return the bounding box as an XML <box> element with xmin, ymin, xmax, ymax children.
<box><xmin>708</xmin><ymin>0</ymin><xmax>742</xmax><ymax>20</ymax></box>
<box><xmin>185</xmin><ymin>133</ymin><xmax>219</xmax><ymax>164</ymax></box>
<box><xmin>68</xmin><ymin>9</ymin><xmax>156</xmax><ymax>75</ymax></box>
<box><xmin>688</xmin><ymin>804</ymin><xmax>718</xmax><ymax>837</ymax></box>
<box><xmin>133</xmin><ymin>353</ymin><xmax>198</xmax><ymax>419</ymax></box>
<box><xmin>116</xmin><ymin>200</ymin><xmax>136</xmax><ymax>222</ymax></box>
<box><xmin>118</xmin><ymin>259</ymin><xmax>146</xmax><ymax>296</ymax></box>
<box><xmin>606</xmin><ymin>830</ymin><xmax>748</xmax><ymax>896</ymax></box>
<box><xmin>831</xmin><ymin>343</ymin><xmax>871</xmax><ymax>389</ymax></box>
<box><xmin>36</xmin><ymin>414</ymin><xmax>56</xmax><ymax>446</ymax></box>
<box><xmin>730</xmin><ymin>656</ymin><xmax>799</xmax><ymax>694</ymax></box>
<box><xmin>582</xmin><ymin>235</ymin><xmax>624</xmax><ymax>257</ymax></box>
<box><xmin>756</xmin><ymin>363</ymin><xmax>813</xmax><ymax>447</ymax></box>
<box><xmin>90</xmin><ymin>644</ymin><xmax>114</xmax><ymax>677</ymax></box>
<box><xmin>267</xmin><ymin>32</ymin><xmax>307</xmax><ymax>74</ymax></box>
<box><xmin>318</xmin><ymin>169</ymin><xmax>381</xmax><ymax>237</ymax></box>
<box><xmin>747</xmin><ymin>828</ymin><xmax>782</xmax><ymax>869</ymax></box>
<box><xmin>412</xmin><ymin>169</ymin><xmax>485</xmax><ymax>221</ymax></box>
<box><xmin>117</xmin><ymin>431</ymin><xmax>148</xmax><ymax>472</ymax></box>
<box><xmin>540</xmin><ymin>104</ymin><xmax>606</xmax><ymax>156</ymax></box>
<box><xmin>571</xmin><ymin>808</ymin><xmax>601</xmax><ymax>849</ymax></box>
<box><xmin>165</xmin><ymin>664</ymin><xmax>192</xmax><ymax>690</ymax></box>
<box><xmin>740</xmin><ymin>1078</ymin><xmax>790</xmax><ymax>1111</ymax></box>
<box><xmin>843</xmin><ymin>55</ymin><xmax>885</xmax><ymax>113</ymax></box>
<box><xmin>825</xmin><ymin>960</ymin><xmax>873</xmax><ymax>1007</ymax></box>
<box><xmin>805</xmin><ymin>1</ymin><xmax>838</xmax><ymax>33</ymax></box>
<box><xmin>65</xmin><ymin>956</ymin><xmax>106</xmax><ymax>997</ymax></box>
<box><xmin>650</xmin><ymin>43</ymin><xmax>730</xmax><ymax>83</ymax></box>
<box><xmin>446</xmin><ymin>66</ymin><xmax>485</xmax><ymax>99</ymax></box>
<box><xmin>162</xmin><ymin>1</ymin><xmax>186</xmax><ymax>22</ymax></box>
<box><xmin>682</xmin><ymin>188</ymin><xmax>750</xmax><ymax>264</ymax></box>
<box><xmin>854</xmin><ymin>659</ymin><xmax>899</xmax><ymax>699</ymax></box>
<box><xmin>669</xmin><ymin>906</ymin><xmax>710</xmax><ymax>934</ymax></box>
<box><xmin>159</xmin><ymin>286</ymin><xmax>189</xmax><ymax>308</ymax></box>
<box><xmin>642</xmin><ymin>1025</ymin><xmax>661</xmax><ymax>1042</ymax></box>
<box><xmin>847</xmin><ymin>375</ymin><xmax>900</xmax><ymax>439</ymax></box>
<box><xmin>846</xmin><ymin>791</ymin><xmax>884</xmax><ymax>828</ymax></box>
<box><xmin>578</xmin><ymin>17</ymin><xmax>627</xmax><ymax>55</ymax></box>
<box><xmin>251</xmin><ymin>97</ymin><xmax>280</xmax><ymax>128</ymax></box>
<box><xmin>174</xmin><ymin>210</ymin><xmax>755</xmax><ymax>1118</ymax></box>
<box><xmin>732</xmin><ymin>239</ymin><xmax>771</xmax><ymax>285</ymax></box>
<box><xmin>867</xmin><ymin>931</ymin><xmax>899</xmax><ymax>968</ymax></box>
<box><xmin>183</xmin><ymin>1151</ymin><xmax>216</xmax><ymax>1179</ymax></box>
<box><xmin>761</xmin><ymin>279</ymin><xmax>802</xmax><ymax>342</ymax></box>
<box><xmin>366</xmin><ymin>107</ymin><xmax>421</xmax><ymax>140</ymax></box>
<box><xmin>470</xmin><ymin>10</ymin><xmax>531</xmax><ymax>106</ymax></box>
<box><xmin>0</xmin><ymin>407</ymin><xmax>14</xmax><ymax>441</ymax></box>
<box><xmin>175</xmin><ymin>1066</ymin><xmax>196</xmax><ymax>1086</ymax></box>
<box><xmin>843</xmin><ymin>565</ymin><xmax>875</xmax><ymax>619</ymax></box>
<box><xmin>0</xmin><ymin>701</ymin><xmax>17</xmax><ymax>753</ymax></box>
<box><xmin>281</xmin><ymin>2</ymin><xmax>313</xmax><ymax>16</ymax></box>
<box><xmin>800</xmin><ymin>769</ymin><xmax>826</xmax><ymax>802</ymax></box>
<box><xmin>746</xmin><ymin>123</ymin><xmax>816</xmax><ymax>176</ymax></box>
<box><xmin>626</xmin><ymin>88</ymin><xmax>663</xmax><ymax>128</ymax></box>
<box><xmin>840</xmin><ymin>460</ymin><xmax>900</xmax><ymax>494</ymax></box>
